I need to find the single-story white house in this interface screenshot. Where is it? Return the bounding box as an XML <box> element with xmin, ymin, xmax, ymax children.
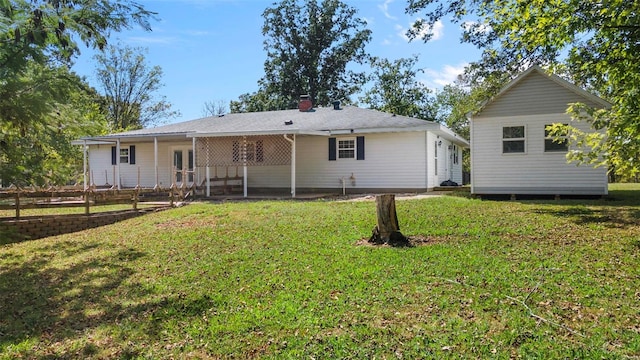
<box><xmin>77</xmin><ymin>102</ymin><xmax>469</xmax><ymax>197</ymax></box>
<box><xmin>470</xmin><ymin>65</ymin><xmax>611</xmax><ymax>196</ymax></box>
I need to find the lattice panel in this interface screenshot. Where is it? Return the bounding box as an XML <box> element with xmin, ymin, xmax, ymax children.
<box><xmin>196</xmin><ymin>135</ymin><xmax>292</xmax><ymax>167</ymax></box>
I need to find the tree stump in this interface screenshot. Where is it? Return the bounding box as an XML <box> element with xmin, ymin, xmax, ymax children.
<box><xmin>369</xmin><ymin>194</ymin><xmax>409</xmax><ymax>246</ymax></box>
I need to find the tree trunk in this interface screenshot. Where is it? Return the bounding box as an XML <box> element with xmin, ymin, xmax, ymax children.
<box><xmin>369</xmin><ymin>194</ymin><xmax>409</xmax><ymax>246</ymax></box>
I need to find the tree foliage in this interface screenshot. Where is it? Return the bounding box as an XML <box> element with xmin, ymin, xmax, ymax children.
<box><xmin>360</xmin><ymin>55</ymin><xmax>436</xmax><ymax>121</ymax></box>
<box><xmin>232</xmin><ymin>0</ymin><xmax>371</xmax><ymax>112</ymax></box>
<box><xmin>1</xmin><ymin>0</ymin><xmax>154</xmax><ymax>83</ymax></box>
<box><xmin>406</xmin><ymin>0</ymin><xmax>640</xmax><ymax>178</ymax></box>
<box><xmin>0</xmin><ymin>64</ymin><xmax>108</xmax><ymax>186</ymax></box>
<box><xmin>0</xmin><ymin>0</ymin><xmax>154</xmax><ymax>186</ymax></box>
<box><xmin>94</xmin><ymin>45</ymin><xmax>179</xmax><ymax>130</ymax></box>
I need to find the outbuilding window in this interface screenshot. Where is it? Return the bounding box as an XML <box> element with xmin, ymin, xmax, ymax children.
<box><xmin>544</xmin><ymin>124</ymin><xmax>569</xmax><ymax>152</ymax></box>
<box><xmin>502</xmin><ymin>126</ymin><xmax>525</xmax><ymax>153</ymax></box>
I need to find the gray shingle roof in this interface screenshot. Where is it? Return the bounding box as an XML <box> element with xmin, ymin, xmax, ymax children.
<box><xmin>85</xmin><ymin>106</ymin><xmax>469</xmax><ymax>146</ymax></box>
<box><xmin>105</xmin><ymin>106</ymin><xmax>436</xmax><ymax>136</ymax></box>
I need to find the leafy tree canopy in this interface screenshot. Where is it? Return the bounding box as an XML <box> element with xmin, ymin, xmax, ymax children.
<box><xmin>0</xmin><ymin>63</ymin><xmax>108</xmax><ymax>186</ymax></box>
<box><xmin>0</xmin><ymin>0</ymin><xmax>154</xmax><ymax>186</ymax></box>
<box><xmin>232</xmin><ymin>0</ymin><xmax>371</xmax><ymax>112</ymax></box>
<box><xmin>360</xmin><ymin>55</ymin><xmax>436</xmax><ymax>121</ymax></box>
<box><xmin>94</xmin><ymin>44</ymin><xmax>179</xmax><ymax>130</ymax></box>
<box><xmin>1</xmin><ymin>0</ymin><xmax>154</xmax><ymax>74</ymax></box>
<box><xmin>406</xmin><ymin>0</ymin><xmax>640</xmax><ymax>178</ymax></box>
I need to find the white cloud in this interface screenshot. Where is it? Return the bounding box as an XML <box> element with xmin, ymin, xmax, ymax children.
<box><xmin>461</xmin><ymin>21</ymin><xmax>492</xmax><ymax>35</ymax></box>
<box><xmin>378</xmin><ymin>0</ymin><xmax>397</xmax><ymax>20</ymax></box>
<box><xmin>422</xmin><ymin>63</ymin><xmax>468</xmax><ymax>88</ymax></box>
<box><xmin>398</xmin><ymin>19</ymin><xmax>444</xmax><ymax>42</ymax></box>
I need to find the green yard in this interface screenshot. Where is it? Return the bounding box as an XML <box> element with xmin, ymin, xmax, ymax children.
<box><xmin>1</xmin><ymin>184</ymin><xmax>639</xmax><ymax>359</ymax></box>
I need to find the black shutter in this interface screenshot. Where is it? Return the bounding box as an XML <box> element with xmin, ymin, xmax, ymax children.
<box><xmin>356</xmin><ymin>136</ymin><xmax>365</xmax><ymax>160</ymax></box>
<box><xmin>328</xmin><ymin>137</ymin><xmax>336</xmax><ymax>161</ymax></box>
<box><xmin>129</xmin><ymin>145</ymin><xmax>136</xmax><ymax>164</ymax></box>
<box><xmin>111</xmin><ymin>146</ymin><xmax>117</xmax><ymax>165</ymax></box>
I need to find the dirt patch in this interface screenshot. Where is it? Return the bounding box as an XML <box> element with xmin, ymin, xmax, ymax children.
<box><xmin>355</xmin><ymin>234</ymin><xmax>443</xmax><ymax>247</ymax></box>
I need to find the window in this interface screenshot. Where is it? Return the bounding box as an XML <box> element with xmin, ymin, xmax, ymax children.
<box><xmin>120</xmin><ymin>148</ymin><xmax>129</xmax><ymax>164</ymax></box>
<box><xmin>338</xmin><ymin>139</ymin><xmax>355</xmax><ymax>159</ymax></box>
<box><xmin>245</xmin><ymin>142</ymin><xmax>255</xmax><ymax>162</ymax></box>
<box><xmin>232</xmin><ymin>140</ymin><xmax>264</xmax><ymax>163</ymax></box>
<box><xmin>111</xmin><ymin>145</ymin><xmax>135</xmax><ymax>165</ymax></box>
<box><xmin>503</xmin><ymin>126</ymin><xmax>525</xmax><ymax>153</ymax></box>
<box><xmin>329</xmin><ymin>137</ymin><xmax>364</xmax><ymax>161</ymax></box>
<box><xmin>544</xmin><ymin>124</ymin><xmax>568</xmax><ymax>152</ymax></box>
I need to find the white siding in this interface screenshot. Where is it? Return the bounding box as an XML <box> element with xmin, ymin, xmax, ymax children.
<box><xmin>88</xmin><ymin>141</ymin><xmax>192</xmax><ymax>188</ymax></box>
<box><xmin>296</xmin><ymin>132</ymin><xmax>428</xmax><ymax>191</ymax></box>
<box><xmin>480</xmin><ymin>71</ymin><xmax>603</xmax><ymax>118</ymax></box>
<box><xmin>471</xmin><ymin>113</ymin><xmax>607</xmax><ymax>195</ymax></box>
<box><xmin>247</xmin><ymin>165</ymin><xmax>290</xmax><ymax>188</ymax></box>
<box><xmin>87</xmin><ymin>144</ymin><xmax>115</xmax><ymax>186</ymax></box>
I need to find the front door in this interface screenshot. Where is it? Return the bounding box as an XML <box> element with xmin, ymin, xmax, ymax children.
<box><xmin>172</xmin><ymin>149</ymin><xmax>194</xmax><ymax>185</ymax></box>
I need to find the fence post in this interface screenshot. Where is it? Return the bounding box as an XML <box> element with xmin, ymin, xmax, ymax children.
<box><xmin>15</xmin><ymin>190</ymin><xmax>20</xmax><ymax>219</ymax></box>
<box><xmin>133</xmin><ymin>188</ymin><xmax>139</xmax><ymax>211</ymax></box>
<box><xmin>84</xmin><ymin>190</ymin><xmax>90</xmax><ymax>215</ymax></box>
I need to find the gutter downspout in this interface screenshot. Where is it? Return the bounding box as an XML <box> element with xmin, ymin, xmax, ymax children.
<box><xmin>284</xmin><ymin>134</ymin><xmax>296</xmax><ymax>198</ymax></box>
<box><xmin>154</xmin><ymin>137</ymin><xmax>159</xmax><ymax>190</ymax></box>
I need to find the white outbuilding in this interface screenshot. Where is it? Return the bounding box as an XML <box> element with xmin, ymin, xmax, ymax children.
<box><xmin>470</xmin><ymin>65</ymin><xmax>611</xmax><ymax>197</ymax></box>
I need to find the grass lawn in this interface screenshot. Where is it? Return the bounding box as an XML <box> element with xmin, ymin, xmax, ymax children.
<box><xmin>1</xmin><ymin>184</ymin><xmax>639</xmax><ymax>359</ymax></box>
<box><xmin>0</xmin><ymin>204</ymin><xmax>161</xmax><ymax>218</ymax></box>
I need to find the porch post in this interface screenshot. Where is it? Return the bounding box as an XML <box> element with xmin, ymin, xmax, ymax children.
<box><xmin>153</xmin><ymin>137</ymin><xmax>159</xmax><ymax>190</ymax></box>
<box><xmin>206</xmin><ymin>138</ymin><xmax>211</xmax><ymax>196</ymax></box>
<box><xmin>283</xmin><ymin>134</ymin><xmax>296</xmax><ymax>198</ymax></box>
<box><xmin>83</xmin><ymin>140</ymin><xmax>88</xmax><ymax>190</ymax></box>
<box><xmin>116</xmin><ymin>138</ymin><xmax>121</xmax><ymax>190</ymax></box>
<box><xmin>291</xmin><ymin>134</ymin><xmax>296</xmax><ymax>198</ymax></box>
<box><xmin>192</xmin><ymin>137</ymin><xmax>197</xmax><ymax>186</ymax></box>
<box><xmin>206</xmin><ymin>166</ymin><xmax>210</xmax><ymax>197</ymax></box>
<box><xmin>243</xmin><ymin>136</ymin><xmax>248</xmax><ymax>198</ymax></box>
<box><xmin>243</xmin><ymin>165</ymin><xmax>248</xmax><ymax>198</ymax></box>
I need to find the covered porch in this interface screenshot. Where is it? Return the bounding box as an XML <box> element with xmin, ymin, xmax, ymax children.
<box><xmin>78</xmin><ymin>131</ymin><xmax>327</xmax><ymax>198</ymax></box>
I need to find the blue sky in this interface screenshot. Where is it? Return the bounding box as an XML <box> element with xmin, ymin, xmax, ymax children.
<box><xmin>71</xmin><ymin>0</ymin><xmax>481</xmax><ymax>123</ymax></box>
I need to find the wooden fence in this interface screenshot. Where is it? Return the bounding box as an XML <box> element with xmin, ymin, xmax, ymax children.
<box><xmin>0</xmin><ymin>187</ymin><xmax>188</xmax><ymax>220</ymax></box>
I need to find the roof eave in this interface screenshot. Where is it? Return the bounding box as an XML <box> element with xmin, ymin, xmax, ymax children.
<box><xmin>188</xmin><ymin>129</ymin><xmax>330</xmax><ymax>137</ymax></box>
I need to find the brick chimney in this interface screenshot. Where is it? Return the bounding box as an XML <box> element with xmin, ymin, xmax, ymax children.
<box><xmin>298</xmin><ymin>94</ymin><xmax>313</xmax><ymax>112</ymax></box>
